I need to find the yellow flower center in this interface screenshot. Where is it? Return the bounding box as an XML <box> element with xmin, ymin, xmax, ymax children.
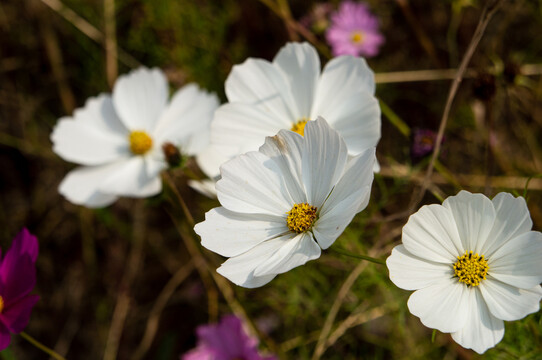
<box><xmin>286</xmin><ymin>203</ymin><xmax>318</xmax><ymax>233</ymax></box>
<box><xmin>351</xmin><ymin>31</ymin><xmax>365</xmax><ymax>44</ymax></box>
<box><xmin>291</xmin><ymin>118</ymin><xmax>309</xmax><ymax>136</ymax></box>
<box><xmin>129</xmin><ymin>131</ymin><xmax>153</xmax><ymax>155</ymax></box>
<box><xmin>0</xmin><ymin>296</ymin><xmax>4</xmax><ymax>314</ymax></box>
<box><xmin>453</xmin><ymin>251</ymin><xmax>489</xmax><ymax>287</ymax></box>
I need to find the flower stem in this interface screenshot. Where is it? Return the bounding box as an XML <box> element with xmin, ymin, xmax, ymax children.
<box><xmin>330</xmin><ymin>248</ymin><xmax>386</xmax><ymax>265</ymax></box>
<box><xmin>19</xmin><ymin>331</ymin><xmax>66</xmax><ymax>360</ymax></box>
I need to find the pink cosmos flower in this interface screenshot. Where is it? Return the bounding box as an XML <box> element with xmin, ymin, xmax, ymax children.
<box><xmin>0</xmin><ymin>228</ymin><xmax>40</xmax><ymax>350</ymax></box>
<box><xmin>411</xmin><ymin>128</ymin><xmax>438</xmax><ymax>158</ymax></box>
<box><xmin>326</xmin><ymin>1</ymin><xmax>384</xmax><ymax>57</ymax></box>
<box><xmin>182</xmin><ymin>315</ymin><xmax>276</xmax><ymax>360</ymax></box>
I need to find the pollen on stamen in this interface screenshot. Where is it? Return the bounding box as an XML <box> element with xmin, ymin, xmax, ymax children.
<box><xmin>453</xmin><ymin>250</ymin><xmax>489</xmax><ymax>287</ymax></box>
<box><xmin>291</xmin><ymin>118</ymin><xmax>309</xmax><ymax>136</ymax></box>
<box><xmin>129</xmin><ymin>131</ymin><xmax>153</xmax><ymax>155</ymax></box>
<box><xmin>286</xmin><ymin>203</ymin><xmax>318</xmax><ymax>233</ymax></box>
<box><xmin>350</xmin><ymin>31</ymin><xmax>365</xmax><ymax>44</ymax></box>
<box><xmin>0</xmin><ymin>296</ymin><xmax>4</xmax><ymax>314</ymax></box>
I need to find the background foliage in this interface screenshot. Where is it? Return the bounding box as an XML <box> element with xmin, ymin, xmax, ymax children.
<box><xmin>1</xmin><ymin>0</ymin><xmax>542</xmax><ymax>359</ymax></box>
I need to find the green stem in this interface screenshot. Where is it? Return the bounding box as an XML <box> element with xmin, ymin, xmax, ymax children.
<box><xmin>19</xmin><ymin>332</ymin><xmax>66</xmax><ymax>360</ymax></box>
<box><xmin>331</xmin><ymin>248</ymin><xmax>386</xmax><ymax>265</ymax></box>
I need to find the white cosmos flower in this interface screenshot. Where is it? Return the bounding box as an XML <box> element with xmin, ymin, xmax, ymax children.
<box><xmin>195</xmin><ymin>41</ymin><xmax>381</xmax><ymax>186</ymax></box>
<box><xmin>386</xmin><ymin>191</ymin><xmax>542</xmax><ymax>354</ymax></box>
<box><xmin>194</xmin><ymin>117</ymin><xmax>375</xmax><ymax>288</ymax></box>
<box><xmin>51</xmin><ymin>67</ymin><xmax>219</xmax><ymax>208</ymax></box>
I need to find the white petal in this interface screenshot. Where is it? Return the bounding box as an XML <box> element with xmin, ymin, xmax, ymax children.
<box><xmin>51</xmin><ymin>95</ymin><xmax>129</xmax><ymax>165</ymax></box>
<box><xmin>407</xmin><ymin>277</ymin><xmax>470</xmax><ymax>333</ymax></box>
<box><xmin>253</xmin><ymin>232</ymin><xmax>321</xmax><ymax>277</ymax></box>
<box><xmin>488</xmin><ymin>230</ymin><xmax>542</xmax><ymax>289</ymax></box>
<box><xmin>483</xmin><ymin>192</ymin><xmax>533</xmax><ymax>257</ymax></box>
<box><xmin>154</xmin><ymin>84</ymin><xmax>219</xmax><ymax>155</ymax></box>
<box><xmin>195</xmin><ymin>145</ymin><xmax>230</xmax><ymax>179</ymax></box>
<box><xmin>402</xmin><ymin>204</ymin><xmax>464</xmax><ymax>263</ymax></box>
<box><xmin>314</xmin><ymin>92</ymin><xmax>380</xmax><ymax>156</ymax></box>
<box><xmin>112</xmin><ymin>67</ymin><xmax>168</xmax><ymax>132</ymax></box>
<box><xmin>443</xmin><ymin>190</ymin><xmax>496</xmax><ymax>253</ymax></box>
<box><xmin>302</xmin><ymin>117</ymin><xmax>348</xmax><ymax>207</ymax></box>
<box><xmin>216</xmin><ymin>151</ymin><xmax>293</xmax><ymax>215</ymax></box>
<box><xmin>225</xmin><ymin>58</ymin><xmax>297</xmax><ymax>121</ymax></box>
<box><xmin>386</xmin><ymin>245</ymin><xmax>453</xmax><ymax>291</ymax></box>
<box><xmin>188</xmin><ymin>179</ymin><xmax>217</xmax><ymax>198</ymax></box>
<box><xmin>479</xmin><ymin>278</ymin><xmax>542</xmax><ymax>321</ymax></box>
<box><xmin>312</xmin><ymin>148</ymin><xmax>375</xmax><ymax>249</ymax></box>
<box><xmin>312</xmin><ymin>56</ymin><xmax>375</xmax><ymax>124</ymax></box>
<box><xmin>210</xmin><ymin>103</ymin><xmax>288</xmax><ymax>161</ymax></box>
<box><xmin>320</xmin><ymin>147</ymin><xmax>374</xmax><ymax>216</ymax></box>
<box><xmin>311</xmin><ymin>186</ymin><xmax>369</xmax><ymax>250</ymax></box>
<box><xmin>273</xmin><ymin>42</ymin><xmax>320</xmax><ymax>118</ymax></box>
<box><xmin>59</xmin><ymin>163</ymin><xmax>121</xmax><ymax>208</ymax></box>
<box><xmin>195</xmin><ymin>206</ymin><xmax>287</xmax><ymax>257</ymax></box>
<box><xmin>217</xmin><ymin>237</ymin><xmax>292</xmax><ymax>288</ymax></box>
<box><xmin>259</xmin><ymin>130</ymin><xmax>306</xmax><ymax>204</ymax></box>
<box><xmin>98</xmin><ymin>156</ymin><xmax>163</xmax><ymax>197</ymax></box>
<box><xmin>451</xmin><ymin>289</ymin><xmax>504</xmax><ymax>354</ymax></box>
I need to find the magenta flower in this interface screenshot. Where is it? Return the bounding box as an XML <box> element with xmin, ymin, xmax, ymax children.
<box><xmin>182</xmin><ymin>315</ymin><xmax>276</xmax><ymax>360</ymax></box>
<box><xmin>411</xmin><ymin>128</ymin><xmax>443</xmax><ymax>159</ymax></box>
<box><xmin>0</xmin><ymin>228</ymin><xmax>40</xmax><ymax>350</ymax></box>
<box><xmin>326</xmin><ymin>1</ymin><xmax>384</xmax><ymax>57</ymax></box>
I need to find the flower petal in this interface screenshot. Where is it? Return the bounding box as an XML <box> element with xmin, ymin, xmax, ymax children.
<box><xmin>407</xmin><ymin>277</ymin><xmax>469</xmax><ymax>333</ymax></box>
<box><xmin>210</xmin><ymin>103</ymin><xmax>289</xmax><ymax>162</ymax></box>
<box><xmin>443</xmin><ymin>190</ymin><xmax>496</xmax><ymax>253</ymax></box>
<box><xmin>313</xmin><ymin>56</ymin><xmax>376</xmax><ymax>125</ymax></box>
<box><xmin>196</xmin><ymin>206</ymin><xmax>287</xmax><ymax>258</ymax></box>
<box><xmin>216</xmin><ymin>151</ymin><xmax>293</xmax><ymax>216</ymax></box>
<box><xmin>253</xmin><ymin>233</ymin><xmax>321</xmax><ymax>277</ymax></box>
<box><xmin>312</xmin><ymin>148</ymin><xmax>375</xmax><ymax>249</ymax></box>
<box><xmin>302</xmin><ymin>117</ymin><xmax>348</xmax><ymax>207</ymax></box>
<box><xmin>11</xmin><ymin>228</ymin><xmax>38</xmax><ymax>263</ymax></box>
<box><xmin>0</xmin><ymin>251</ymin><xmax>35</xmax><ymax>304</ymax></box>
<box><xmin>196</xmin><ymin>145</ymin><xmax>230</xmax><ymax>179</ymax></box>
<box><xmin>259</xmin><ymin>130</ymin><xmax>306</xmax><ymax>204</ymax></box>
<box><xmin>488</xmin><ymin>230</ymin><xmax>542</xmax><ymax>289</ymax></box>
<box><xmin>273</xmin><ymin>42</ymin><xmax>320</xmax><ymax>118</ymax></box>
<box><xmin>451</xmin><ymin>289</ymin><xmax>504</xmax><ymax>354</ymax></box>
<box><xmin>188</xmin><ymin>179</ymin><xmax>217</xmax><ymax>198</ymax></box>
<box><xmin>386</xmin><ymin>245</ymin><xmax>453</xmax><ymax>291</ymax></box>
<box><xmin>154</xmin><ymin>83</ymin><xmax>219</xmax><ymax>155</ymax></box>
<box><xmin>225</xmin><ymin>58</ymin><xmax>297</xmax><ymax>122</ymax></box>
<box><xmin>51</xmin><ymin>95</ymin><xmax>129</xmax><ymax>166</ymax></box>
<box><xmin>479</xmin><ymin>278</ymin><xmax>542</xmax><ymax>321</ymax></box>
<box><xmin>112</xmin><ymin>67</ymin><xmax>168</xmax><ymax>132</ymax></box>
<box><xmin>2</xmin><ymin>294</ymin><xmax>39</xmax><ymax>333</ymax></box>
<box><xmin>58</xmin><ymin>164</ymin><xmax>120</xmax><ymax>208</ymax></box>
<box><xmin>402</xmin><ymin>204</ymin><xmax>464</xmax><ymax>263</ymax></box>
<box><xmin>98</xmin><ymin>156</ymin><xmax>163</xmax><ymax>198</ymax></box>
<box><xmin>314</xmin><ymin>91</ymin><xmax>380</xmax><ymax>156</ymax></box>
<box><xmin>0</xmin><ymin>323</ymin><xmax>11</xmax><ymax>351</ymax></box>
<box><xmin>217</xmin><ymin>237</ymin><xmax>291</xmax><ymax>288</ymax></box>
<box><xmin>194</xmin><ymin>315</ymin><xmax>258</xmax><ymax>359</ymax></box>
<box><xmin>483</xmin><ymin>192</ymin><xmax>533</xmax><ymax>257</ymax></box>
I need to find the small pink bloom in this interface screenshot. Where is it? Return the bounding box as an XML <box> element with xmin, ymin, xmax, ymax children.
<box><xmin>182</xmin><ymin>315</ymin><xmax>276</xmax><ymax>360</ymax></box>
<box><xmin>0</xmin><ymin>229</ymin><xmax>40</xmax><ymax>350</ymax></box>
<box><xmin>326</xmin><ymin>1</ymin><xmax>384</xmax><ymax>57</ymax></box>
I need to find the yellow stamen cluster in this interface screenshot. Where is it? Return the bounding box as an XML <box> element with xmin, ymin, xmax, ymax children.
<box><xmin>286</xmin><ymin>203</ymin><xmax>318</xmax><ymax>233</ymax></box>
<box><xmin>291</xmin><ymin>118</ymin><xmax>309</xmax><ymax>136</ymax></box>
<box><xmin>453</xmin><ymin>251</ymin><xmax>489</xmax><ymax>287</ymax></box>
<box><xmin>351</xmin><ymin>31</ymin><xmax>365</xmax><ymax>44</ymax></box>
<box><xmin>129</xmin><ymin>131</ymin><xmax>153</xmax><ymax>155</ymax></box>
<box><xmin>0</xmin><ymin>296</ymin><xmax>4</xmax><ymax>314</ymax></box>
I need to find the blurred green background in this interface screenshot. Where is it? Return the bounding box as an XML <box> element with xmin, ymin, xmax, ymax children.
<box><xmin>1</xmin><ymin>0</ymin><xmax>542</xmax><ymax>359</ymax></box>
